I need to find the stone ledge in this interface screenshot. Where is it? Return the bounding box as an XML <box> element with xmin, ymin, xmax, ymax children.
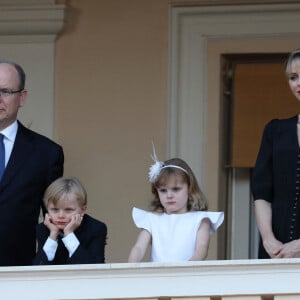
<box><xmin>1</xmin><ymin>259</ymin><xmax>300</xmax><ymax>299</ymax></box>
<box><xmin>0</xmin><ymin>3</ymin><xmax>66</xmax><ymax>39</ymax></box>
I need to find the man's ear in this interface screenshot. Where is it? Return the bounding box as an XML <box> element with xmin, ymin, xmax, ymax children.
<box><xmin>19</xmin><ymin>89</ymin><xmax>27</xmax><ymax>107</ymax></box>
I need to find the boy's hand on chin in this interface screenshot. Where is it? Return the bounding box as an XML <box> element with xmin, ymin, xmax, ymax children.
<box><xmin>44</xmin><ymin>213</ymin><xmax>60</xmax><ymax>240</ymax></box>
<box><xmin>64</xmin><ymin>214</ymin><xmax>83</xmax><ymax>236</ymax></box>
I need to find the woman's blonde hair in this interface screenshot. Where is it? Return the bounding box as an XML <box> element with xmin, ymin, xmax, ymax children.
<box><xmin>150</xmin><ymin>158</ymin><xmax>207</xmax><ymax>212</ymax></box>
<box><xmin>285</xmin><ymin>48</ymin><xmax>300</xmax><ymax>75</ymax></box>
<box><xmin>43</xmin><ymin>176</ymin><xmax>87</xmax><ymax>208</ymax></box>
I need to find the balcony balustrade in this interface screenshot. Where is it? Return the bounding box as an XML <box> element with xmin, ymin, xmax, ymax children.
<box><xmin>1</xmin><ymin>258</ymin><xmax>300</xmax><ymax>300</ymax></box>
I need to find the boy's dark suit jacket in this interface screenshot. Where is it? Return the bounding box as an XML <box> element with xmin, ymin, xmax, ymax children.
<box><xmin>33</xmin><ymin>214</ymin><xmax>107</xmax><ymax>265</ymax></box>
<box><xmin>0</xmin><ymin>121</ymin><xmax>64</xmax><ymax>266</ymax></box>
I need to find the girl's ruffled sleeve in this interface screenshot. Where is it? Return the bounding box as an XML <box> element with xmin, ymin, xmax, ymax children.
<box><xmin>201</xmin><ymin>211</ymin><xmax>224</xmax><ymax>233</ymax></box>
<box><xmin>132</xmin><ymin>207</ymin><xmax>152</xmax><ymax>233</ymax></box>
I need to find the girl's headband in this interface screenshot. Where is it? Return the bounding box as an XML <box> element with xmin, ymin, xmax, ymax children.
<box><xmin>148</xmin><ymin>144</ymin><xmax>188</xmax><ymax>183</ymax></box>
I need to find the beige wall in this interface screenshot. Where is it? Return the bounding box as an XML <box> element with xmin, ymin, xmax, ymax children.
<box><xmin>55</xmin><ymin>0</ymin><xmax>169</xmax><ymax>262</ymax></box>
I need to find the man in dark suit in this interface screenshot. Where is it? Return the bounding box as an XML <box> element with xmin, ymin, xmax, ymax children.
<box><xmin>0</xmin><ymin>60</ymin><xmax>64</xmax><ymax>266</ymax></box>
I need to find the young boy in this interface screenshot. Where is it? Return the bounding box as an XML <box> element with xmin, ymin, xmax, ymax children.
<box><xmin>33</xmin><ymin>176</ymin><xmax>107</xmax><ymax>265</ymax></box>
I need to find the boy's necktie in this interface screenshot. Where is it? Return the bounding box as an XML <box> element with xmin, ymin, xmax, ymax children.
<box><xmin>0</xmin><ymin>134</ymin><xmax>5</xmax><ymax>181</ymax></box>
<box><xmin>56</xmin><ymin>234</ymin><xmax>69</xmax><ymax>264</ymax></box>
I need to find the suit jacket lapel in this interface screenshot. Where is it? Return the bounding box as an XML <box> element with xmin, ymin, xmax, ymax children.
<box><xmin>0</xmin><ymin>122</ymin><xmax>33</xmax><ymax>189</ymax></box>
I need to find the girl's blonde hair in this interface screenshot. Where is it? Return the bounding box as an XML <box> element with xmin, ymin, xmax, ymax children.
<box><xmin>285</xmin><ymin>48</ymin><xmax>300</xmax><ymax>75</ymax></box>
<box><xmin>43</xmin><ymin>176</ymin><xmax>87</xmax><ymax>208</ymax></box>
<box><xmin>150</xmin><ymin>158</ymin><xmax>207</xmax><ymax>212</ymax></box>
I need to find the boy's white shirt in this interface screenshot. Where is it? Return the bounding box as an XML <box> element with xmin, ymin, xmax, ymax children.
<box><xmin>43</xmin><ymin>232</ymin><xmax>80</xmax><ymax>261</ymax></box>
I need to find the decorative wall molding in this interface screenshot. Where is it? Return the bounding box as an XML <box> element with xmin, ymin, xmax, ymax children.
<box><xmin>171</xmin><ymin>0</ymin><xmax>300</xmax><ymax>6</ymax></box>
<box><xmin>0</xmin><ymin>0</ymin><xmax>54</xmax><ymax>4</ymax></box>
<box><xmin>0</xmin><ymin>2</ymin><xmax>66</xmax><ymax>138</ymax></box>
<box><xmin>0</xmin><ymin>2</ymin><xmax>66</xmax><ymax>42</ymax></box>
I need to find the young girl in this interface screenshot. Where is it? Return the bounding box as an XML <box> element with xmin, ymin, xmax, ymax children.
<box><xmin>128</xmin><ymin>155</ymin><xmax>224</xmax><ymax>262</ymax></box>
<box><xmin>33</xmin><ymin>176</ymin><xmax>107</xmax><ymax>265</ymax></box>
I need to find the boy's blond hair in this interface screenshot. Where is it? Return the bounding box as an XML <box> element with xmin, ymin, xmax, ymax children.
<box><xmin>43</xmin><ymin>176</ymin><xmax>87</xmax><ymax>208</ymax></box>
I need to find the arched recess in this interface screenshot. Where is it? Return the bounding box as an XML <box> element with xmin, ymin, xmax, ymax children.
<box><xmin>169</xmin><ymin>3</ymin><xmax>300</xmax><ymax>258</ymax></box>
<box><xmin>0</xmin><ymin>0</ymin><xmax>66</xmax><ymax>138</ymax></box>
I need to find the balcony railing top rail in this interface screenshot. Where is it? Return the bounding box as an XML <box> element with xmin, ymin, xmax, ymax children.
<box><xmin>1</xmin><ymin>258</ymin><xmax>300</xmax><ymax>300</ymax></box>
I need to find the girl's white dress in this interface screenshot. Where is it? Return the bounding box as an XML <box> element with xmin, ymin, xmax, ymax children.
<box><xmin>132</xmin><ymin>207</ymin><xmax>224</xmax><ymax>262</ymax></box>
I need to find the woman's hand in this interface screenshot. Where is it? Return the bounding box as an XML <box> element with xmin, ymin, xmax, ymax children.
<box><xmin>254</xmin><ymin>199</ymin><xmax>284</xmax><ymax>258</ymax></box>
<box><xmin>262</xmin><ymin>237</ymin><xmax>283</xmax><ymax>258</ymax></box>
<box><xmin>275</xmin><ymin>239</ymin><xmax>300</xmax><ymax>258</ymax></box>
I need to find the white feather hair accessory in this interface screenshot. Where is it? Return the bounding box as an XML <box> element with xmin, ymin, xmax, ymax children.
<box><xmin>148</xmin><ymin>143</ymin><xmax>189</xmax><ymax>183</ymax></box>
<box><xmin>148</xmin><ymin>143</ymin><xmax>164</xmax><ymax>183</ymax></box>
